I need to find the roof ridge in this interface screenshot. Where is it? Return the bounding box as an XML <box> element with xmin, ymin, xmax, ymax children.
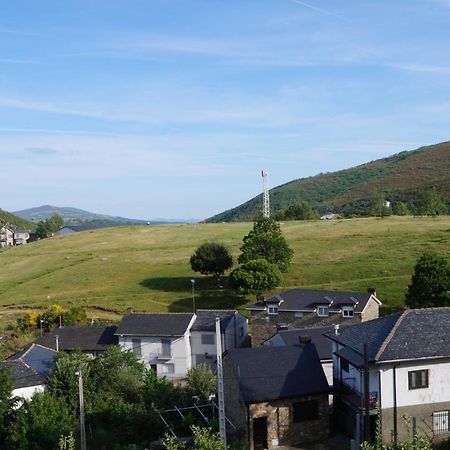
<box><xmin>129</xmin><ymin>312</ymin><xmax>194</xmax><ymax>315</ymax></box>
<box><xmin>375</xmin><ymin>311</ymin><xmax>409</xmax><ymax>361</ymax></box>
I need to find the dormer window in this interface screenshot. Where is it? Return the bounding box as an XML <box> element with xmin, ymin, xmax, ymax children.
<box><xmin>317</xmin><ymin>306</ymin><xmax>329</xmax><ymax>317</ymax></box>
<box><xmin>268</xmin><ymin>306</ymin><xmax>278</xmax><ymax>315</ymax></box>
<box><xmin>342</xmin><ymin>306</ymin><xmax>354</xmax><ymax>318</ymax></box>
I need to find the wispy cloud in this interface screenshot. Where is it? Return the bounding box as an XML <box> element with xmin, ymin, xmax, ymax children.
<box><xmin>287</xmin><ymin>0</ymin><xmax>346</xmax><ymax>20</ymax></box>
<box><xmin>24</xmin><ymin>147</ymin><xmax>59</xmax><ymax>156</ymax></box>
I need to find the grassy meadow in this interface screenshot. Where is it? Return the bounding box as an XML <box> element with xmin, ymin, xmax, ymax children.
<box><xmin>0</xmin><ymin>216</ymin><xmax>449</xmax><ymax>326</ymax></box>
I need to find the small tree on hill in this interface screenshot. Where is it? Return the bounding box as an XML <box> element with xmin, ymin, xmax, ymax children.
<box><xmin>392</xmin><ymin>201</ymin><xmax>410</xmax><ymax>216</ymax></box>
<box><xmin>190</xmin><ymin>242</ymin><xmax>233</xmax><ymax>280</ymax></box>
<box><xmin>405</xmin><ymin>252</ymin><xmax>450</xmax><ymax>308</ymax></box>
<box><xmin>371</xmin><ymin>193</ymin><xmax>390</xmax><ymax>218</ymax></box>
<box><xmin>238</xmin><ymin>215</ymin><xmax>293</xmax><ymax>273</ymax></box>
<box><xmin>229</xmin><ymin>259</ymin><xmax>282</xmax><ymax>298</ymax></box>
<box><xmin>418</xmin><ymin>188</ymin><xmax>447</xmax><ymax>216</ymax></box>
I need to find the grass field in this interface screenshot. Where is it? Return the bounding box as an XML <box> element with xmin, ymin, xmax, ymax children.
<box><xmin>0</xmin><ymin>216</ymin><xmax>449</xmax><ymax>327</ymax></box>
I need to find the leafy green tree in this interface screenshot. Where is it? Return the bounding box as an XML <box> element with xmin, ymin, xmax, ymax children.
<box><xmin>35</xmin><ymin>221</ymin><xmax>49</xmax><ymax>239</ymax></box>
<box><xmin>418</xmin><ymin>188</ymin><xmax>447</xmax><ymax>216</ymax></box>
<box><xmin>190</xmin><ymin>242</ymin><xmax>233</xmax><ymax>280</ymax></box>
<box><xmin>405</xmin><ymin>252</ymin><xmax>450</xmax><ymax>308</ymax></box>
<box><xmin>5</xmin><ymin>392</ymin><xmax>75</xmax><ymax>450</ymax></box>
<box><xmin>238</xmin><ymin>215</ymin><xmax>293</xmax><ymax>273</ymax></box>
<box><xmin>278</xmin><ymin>202</ymin><xmax>318</xmax><ymax>221</ymax></box>
<box><xmin>392</xmin><ymin>201</ymin><xmax>410</xmax><ymax>216</ymax></box>
<box><xmin>371</xmin><ymin>192</ymin><xmax>390</xmax><ymax>218</ymax></box>
<box><xmin>230</xmin><ymin>259</ymin><xmax>282</xmax><ymax>298</ymax></box>
<box><xmin>46</xmin><ymin>214</ymin><xmax>64</xmax><ymax>233</ymax></box>
<box><xmin>163</xmin><ymin>426</ymin><xmax>226</xmax><ymax>450</ymax></box>
<box><xmin>186</xmin><ymin>363</ymin><xmax>216</xmax><ymax>402</ymax></box>
<box><xmin>0</xmin><ymin>366</ymin><xmax>14</xmax><ymax>445</ymax></box>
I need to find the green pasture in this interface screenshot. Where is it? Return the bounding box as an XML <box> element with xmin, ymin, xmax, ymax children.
<box><xmin>0</xmin><ymin>216</ymin><xmax>449</xmax><ymax>326</ymax></box>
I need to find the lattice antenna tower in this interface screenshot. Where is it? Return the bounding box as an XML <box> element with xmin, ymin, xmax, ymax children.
<box><xmin>261</xmin><ymin>170</ymin><xmax>270</xmax><ymax>217</ymax></box>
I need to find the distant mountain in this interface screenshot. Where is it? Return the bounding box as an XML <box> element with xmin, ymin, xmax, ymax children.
<box><xmin>0</xmin><ymin>209</ymin><xmax>34</xmax><ymax>230</ymax></box>
<box><xmin>13</xmin><ymin>205</ymin><xmax>198</xmax><ymax>228</ymax></box>
<box><xmin>206</xmin><ymin>141</ymin><xmax>450</xmax><ymax>222</ymax></box>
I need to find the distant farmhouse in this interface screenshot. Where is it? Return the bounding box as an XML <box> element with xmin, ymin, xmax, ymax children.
<box><xmin>246</xmin><ymin>288</ymin><xmax>381</xmax><ymax>346</ymax></box>
<box><xmin>0</xmin><ymin>224</ymin><xmax>30</xmax><ymax>247</ymax></box>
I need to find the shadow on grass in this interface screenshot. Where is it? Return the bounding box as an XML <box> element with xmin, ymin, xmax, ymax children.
<box><xmin>139</xmin><ymin>276</ymin><xmax>250</xmax><ymax>313</ymax></box>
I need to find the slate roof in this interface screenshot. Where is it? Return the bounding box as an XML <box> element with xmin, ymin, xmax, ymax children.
<box><xmin>326</xmin><ymin>308</ymin><xmax>450</xmax><ymax>366</ymax></box>
<box><xmin>265</xmin><ymin>325</ymin><xmax>344</xmax><ymax>361</ymax></box>
<box><xmin>246</xmin><ymin>288</ymin><xmax>379</xmax><ymax>314</ymax></box>
<box><xmin>1</xmin><ymin>344</ymin><xmax>57</xmax><ymax>389</ymax></box>
<box><xmin>191</xmin><ymin>310</ymin><xmax>237</xmax><ymax>332</ymax></box>
<box><xmin>225</xmin><ymin>344</ymin><xmax>329</xmax><ymax>403</ymax></box>
<box><xmin>35</xmin><ymin>326</ymin><xmax>118</xmax><ymax>352</ymax></box>
<box><xmin>116</xmin><ymin>313</ymin><xmax>195</xmax><ymax>336</ymax></box>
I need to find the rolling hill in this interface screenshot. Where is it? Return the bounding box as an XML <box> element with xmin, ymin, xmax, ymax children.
<box><xmin>207</xmin><ymin>141</ymin><xmax>450</xmax><ymax>222</ymax></box>
<box><xmin>0</xmin><ymin>216</ymin><xmax>449</xmax><ymax>329</ymax></box>
<box><xmin>0</xmin><ymin>209</ymin><xmax>34</xmax><ymax>230</ymax></box>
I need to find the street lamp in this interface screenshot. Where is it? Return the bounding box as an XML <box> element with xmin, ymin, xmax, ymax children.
<box><xmin>190</xmin><ymin>279</ymin><xmax>196</xmax><ymax>312</ymax></box>
<box><xmin>40</xmin><ymin>319</ymin><xmax>43</xmax><ymax>337</ymax></box>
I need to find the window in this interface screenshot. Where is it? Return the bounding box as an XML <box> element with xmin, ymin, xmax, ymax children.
<box><xmin>239</xmin><ymin>327</ymin><xmax>244</xmax><ymax>337</ymax></box>
<box><xmin>317</xmin><ymin>306</ymin><xmax>329</xmax><ymax>317</ymax></box>
<box><xmin>341</xmin><ymin>358</ymin><xmax>349</xmax><ymax>373</ymax></box>
<box><xmin>408</xmin><ymin>369</ymin><xmax>429</xmax><ymax>390</ymax></box>
<box><xmin>161</xmin><ymin>338</ymin><xmax>171</xmax><ymax>357</ymax></box>
<box><xmin>201</xmin><ymin>334</ymin><xmax>215</xmax><ymax>345</ymax></box>
<box><xmin>293</xmin><ymin>400</ymin><xmax>319</xmax><ymax>422</ymax></box>
<box><xmin>132</xmin><ymin>338</ymin><xmax>142</xmax><ymax>358</ymax></box>
<box><xmin>342</xmin><ymin>307</ymin><xmax>354</xmax><ymax>318</ymax></box>
<box><xmin>268</xmin><ymin>306</ymin><xmax>278</xmax><ymax>315</ymax></box>
<box><xmin>433</xmin><ymin>411</ymin><xmax>450</xmax><ymax>434</ymax></box>
<box><xmin>161</xmin><ymin>363</ymin><xmax>175</xmax><ymax>374</ymax></box>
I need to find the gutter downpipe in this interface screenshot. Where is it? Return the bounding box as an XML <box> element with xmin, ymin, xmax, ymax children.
<box><xmin>393</xmin><ymin>365</ymin><xmax>398</xmax><ymax>449</ymax></box>
<box><xmin>363</xmin><ymin>343</ymin><xmax>371</xmax><ymax>443</ymax></box>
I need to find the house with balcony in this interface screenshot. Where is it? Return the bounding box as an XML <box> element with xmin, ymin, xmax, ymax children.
<box><xmin>0</xmin><ymin>224</ymin><xmax>14</xmax><ymax>247</ymax></box>
<box><xmin>326</xmin><ymin>308</ymin><xmax>450</xmax><ymax>444</ymax></box>
<box><xmin>246</xmin><ymin>288</ymin><xmax>381</xmax><ymax>346</ymax></box>
<box><xmin>116</xmin><ymin>313</ymin><xmax>196</xmax><ymax>381</ymax></box>
<box><xmin>190</xmin><ymin>309</ymin><xmax>248</xmax><ymax>366</ymax></box>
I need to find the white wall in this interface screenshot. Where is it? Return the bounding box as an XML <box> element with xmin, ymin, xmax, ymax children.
<box><xmin>13</xmin><ymin>384</ymin><xmax>45</xmax><ymax>401</ymax></box>
<box><xmin>119</xmin><ymin>334</ymin><xmax>192</xmax><ymax>380</ymax></box>
<box><xmin>380</xmin><ymin>360</ymin><xmax>450</xmax><ymax>409</ymax></box>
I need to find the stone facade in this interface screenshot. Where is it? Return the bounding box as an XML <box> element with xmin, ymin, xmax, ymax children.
<box><xmin>361</xmin><ymin>297</ymin><xmax>380</xmax><ymax>322</ymax></box>
<box><xmin>381</xmin><ymin>401</ymin><xmax>450</xmax><ymax>444</ymax></box>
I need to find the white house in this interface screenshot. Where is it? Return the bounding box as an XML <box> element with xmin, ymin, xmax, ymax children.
<box><xmin>190</xmin><ymin>309</ymin><xmax>248</xmax><ymax>366</ymax></box>
<box><xmin>0</xmin><ymin>343</ymin><xmax>57</xmax><ymax>400</ymax></box>
<box><xmin>326</xmin><ymin>308</ymin><xmax>450</xmax><ymax>444</ymax></box>
<box><xmin>13</xmin><ymin>228</ymin><xmax>30</xmax><ymax>245</ymax></box>
<box><xmin>0</xmin><ymin>224</ymin><xmax>14</xmax><ymax>248</ymax></box>
<box><xmin>116</xmin><ymin>313</ymin><xmax>196</xmax><ymax>382</ymax></box>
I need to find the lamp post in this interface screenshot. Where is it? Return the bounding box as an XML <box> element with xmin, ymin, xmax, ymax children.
<box><xmin>190</xmin><ymin>279</ymin><xmax>196</xmax><ymax>312</ymax></box>
<box><xmin>75</xmin><ymin>370</ymin><xmax>87</xmax><ymax>450</ymax></box>
<box><xmin>40</xmin><ymin>319</ymin><xmax>43</xmax><ymax>337</ymax></box>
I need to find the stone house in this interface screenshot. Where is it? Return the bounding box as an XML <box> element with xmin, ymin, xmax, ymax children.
<box><xmin>326</xmin><ymin>308</ymin><xmax>450</xmax><ymax>444</ymax></box>
<box><xmin>223</xmin><ymin>343</ymin><xmax>329</xmax><ymax>449</ymax></box>
<box><xmin>246</xmin><ymin>288</ymin><xmax>381</xmax><ymax>346</ymax></box>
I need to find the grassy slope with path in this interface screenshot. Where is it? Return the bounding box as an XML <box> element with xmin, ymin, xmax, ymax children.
<box><xmin>0</xmin><ymin>216</ymin><xmax>449</xmax><ymax>326</ymax></box>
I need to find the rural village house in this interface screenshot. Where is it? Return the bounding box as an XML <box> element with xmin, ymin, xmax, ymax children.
<box><xmin>327</xmin><ymin>308</ymin><xmax>450</xmax><ymax>444</ymax></box>
<box><xmin>247</xmin><ymin>288</ymin><xmax>381</xmax><ymax>346</ymax></box>
<box><xmin>0</xmin><ymin>343</ymin><xmax>57</xmax><ymax>400</ymax></box>
<box><xmin>223</xmin><ymin>343</ymin><xmax>330</xmax><ymax>449</ymax></box>
<box><xmin>0</xmin><ymin>224</ymin><xmax>14</xmax><ymax>247</ymax></box>
<box><xmin>13</xmin><ymin>228</ymin><xmax>30</xmax><ymax>245</ymax></box>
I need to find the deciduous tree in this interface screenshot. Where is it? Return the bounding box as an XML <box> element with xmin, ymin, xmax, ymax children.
<box><xmin>190</xmin><ymin>243</ymin><xmax>233</xmax><ymax>280</ymax></box>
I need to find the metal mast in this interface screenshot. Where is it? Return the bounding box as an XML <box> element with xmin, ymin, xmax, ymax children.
<box><xmin>215</xmin><ymin>316</ymin><xmax>227</xmax><ymax>446</ymax></box>
<box><xmin>262</xmin><ymin>170</ymin><xmax>270</xmax><ymax>217</ymax></box>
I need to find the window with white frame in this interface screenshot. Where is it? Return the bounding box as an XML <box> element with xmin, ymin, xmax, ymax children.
<box><xmin>268</xmin><ymin>306</ymin><xmax>278</xmax><ymax>315</ymax></box>
<box><xmin>160</xmin><ymin>363</ymin><xmax>175</xmax><ymax>374</ymax></box>
<box><xmin>201</xmin><ymin>334</ymin><xmax>215</xmax><ymax>345</ymax></box>
<box><xmin>433</xmin><ymin>411</ymin><xmax>450</xmax><ymax>434</ymax></box>
<box><xmin>342</xmin><ymin>306</ymin><xmax>354</xmax><ymax>318</ymax></box>
<box><xmin>317</xmin><ymin>306</ymin><xmax>329</xmax><ymax>317</ymax></box>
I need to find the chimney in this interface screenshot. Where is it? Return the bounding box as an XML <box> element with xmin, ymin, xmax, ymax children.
<box><xmin>367</xmin><ymin>287</ymin><xmax>376</xmax><ymax>297</ymax></box>
<box><xmin>299</xmin><ymin>335</ymin><xmax>311</xmax><ymax>345</ymax></box>
<box><xmin>334</xmin><ymin>324</ymin><xmax>340</xmax><ymax>336</ymax></box>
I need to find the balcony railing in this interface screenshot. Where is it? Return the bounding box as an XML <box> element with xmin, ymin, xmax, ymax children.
<box><xmin>334</xmin><ymin>378</ymin><xmax>378</xmax><ymax>411</ymax></box>
<box><xmin>149</xmin><ymin>350</ymin><xmax>172</xmax><ymax>360</ymax></box>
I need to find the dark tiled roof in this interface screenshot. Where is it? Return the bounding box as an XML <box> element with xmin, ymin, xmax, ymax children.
<box><xmin>35</xmin><ymin>326</ymin><xmax>118</xmax><ymax>352</ymax></box>
<box><xmin>246</xmin><ymin>289</ymin><xmax>379</xmax><ymax>314</ymax></box>
<box><xmin>266</xmin><ymin>325</ymin><xmax>343</xmax><ymax>361</ymax></box>
<box><xmin>326</xmin><ymin>308</ymin><xmax>450</xmax><ymax>365</ymax></box>
<box><xmin>191</xmin><ymin>310</ymin><xmax>237</xmax><ymax>332</ymax></box>
<box><xmin>116</xmin><ymin>313</ymin><xmax>194</xmax><ymax>336</ymax></box>
<box><xmin>225</xmin><ymin>344</ymin><xmax>329</xmax><ymax>403</ymax></box>
<box><xmin>1</xmin><ymin>344</ymin><xmax>56</xmax><ymax>389</ymax></box>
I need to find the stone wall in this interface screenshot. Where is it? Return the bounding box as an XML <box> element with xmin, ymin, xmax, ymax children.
<box><xmin>361</xmin><ymin>297</ymin><xmax>380</xmax><ymax>322</ymax></box>
<box><xmin>248</xmin><ymin>394</ymin><xmax>329</xmax><ymax>449</ymax></box>
<box><xmin>381</xmin><ymin>401</ymin><xmax>450</xmax><ymax>444</ymax></box>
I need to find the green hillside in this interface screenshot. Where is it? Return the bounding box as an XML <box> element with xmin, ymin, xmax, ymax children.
<box><xmin>0</xmin><ymin>208</ymin><xmax>34</xmax><ymax>230</ymax></box>
<box><xmin>207</xmin><ymin>141</ymin><xmax>450</xmax><ymax>222</ymax></box>
<box><xmin>0</xmin><ymin>216</ymin><xmax>449</xmax><ymax>327</ymax></box>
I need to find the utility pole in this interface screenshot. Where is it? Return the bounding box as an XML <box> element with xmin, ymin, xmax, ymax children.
<box><xmin>215</xmin><ymin>317</ymin><xmax>226</xmax><ymax>446</ymax></box>
<box><xmin>55</xmin><ymin>334</ymin><xmax>59</xmax><ymax>352</ymax></box>
<box><xmin>76</xmin><ymin>370</ymin><xmax>87</xmax><ymax>450</ymax></box>
<box><xmin>363</xmin><ymin>343</ymin><xmax>371</xmax><ymax>443</ymax></box>
<box><xmin>261</xmin><ymin>170</ymin><xmax>270</xmax><ymax>217</ymax></box>
<box><xmin>190</xmin><ymin>279</ymin><xmax>196</xmax><ymax>312</ymax></box>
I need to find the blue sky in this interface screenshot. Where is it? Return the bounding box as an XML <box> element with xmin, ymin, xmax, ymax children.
<box><xmin>2</xmin><ymin>0</ymin><xmax>450</xmax><ymax>220</ymax></box>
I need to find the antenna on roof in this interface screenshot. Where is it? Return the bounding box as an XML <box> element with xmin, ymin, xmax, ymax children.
<box><xmin>261</xmin><ymin>170</ymin><xmax>270</xmax><ymax>217</ymax></box>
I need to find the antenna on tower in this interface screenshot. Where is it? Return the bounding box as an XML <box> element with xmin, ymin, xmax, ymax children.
<box><xmin>261</xmin><ymin>170</ymin><xmax>270</xmax><ymax>217</ymax></box>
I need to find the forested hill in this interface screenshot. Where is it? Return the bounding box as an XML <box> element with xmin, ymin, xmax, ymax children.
<box><xmin>206</xmin><ymin>141</ymin><xmax>450</xmax><ymax>222</ymax></box>
<box><xmin>0</xmin><ymin>209</ymin><xmax>34</xmax><ymax>230</ymax></box>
